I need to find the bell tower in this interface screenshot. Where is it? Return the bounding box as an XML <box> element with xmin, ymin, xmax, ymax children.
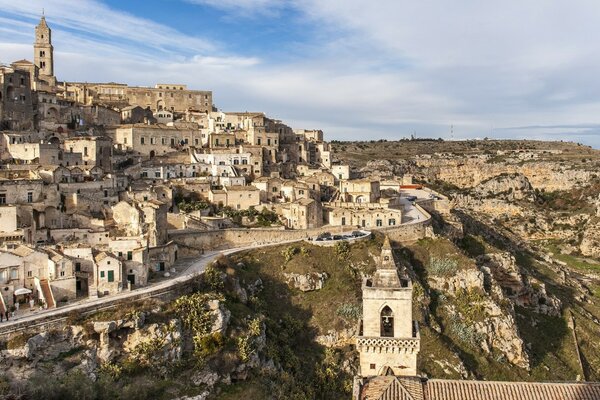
<box><xmin>356</xmin><ymin>236</ymin><xmax>420</xmax><ymax>376</ymax></box>
<box><xmin>34</xmin><ymin>15</ymin><xmax>55</xmax><ymax>85</ymax></box>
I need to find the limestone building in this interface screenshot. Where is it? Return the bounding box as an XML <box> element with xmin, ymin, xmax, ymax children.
<box><xmin>357</xmin><ymin>237</ymin><xmax>420</xmax><ymax>377</ymax></box>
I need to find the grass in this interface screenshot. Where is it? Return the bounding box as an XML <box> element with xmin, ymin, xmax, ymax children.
<box><xmin>231</xmin><ymin>239</ymin><xmax>379</xmax><ymax>334</ymax></box>
<box><xmin>544</xmin><ymin>242</ymin><xmax>600</xmax><ymax>273</ymax></box>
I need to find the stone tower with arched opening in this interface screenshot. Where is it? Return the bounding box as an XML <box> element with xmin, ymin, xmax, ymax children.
<box><xmin>34</xmin><ymin>15</ymin><xmax>56</xmax><ymax>85</ymax></box>
<box><xmin>356</xmin><ymin>236</ymin><xmax>420</xmax><ymax>377</ymax></box>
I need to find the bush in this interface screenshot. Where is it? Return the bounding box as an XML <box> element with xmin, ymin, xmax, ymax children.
<box><xmin>195</xmin><ymin>332</ymin><xmax>225</xmax><ymax>359</ymax></box>
<box><xmin>281</xmin><ymin>246</ymin><xmax>299</xmax><ymax>263</ymax></box>
<box><xmin>334</xmin><ymin>241</ymin><xmax>351</xmax><ymax>261</ymax></box>
<box><xmin>428</xmin><ymin>257</ymin><xmax>459</xmax><ymax>276</ymax></box>
<box><xmin>203</xmin><ymin>264</ymin><xmax>224</xmax><ymax>292</ymax></box>
<box><xmin>336</xmin><ymin>303</ymin><xmax>361</xmax><ymax>321</ymax></box>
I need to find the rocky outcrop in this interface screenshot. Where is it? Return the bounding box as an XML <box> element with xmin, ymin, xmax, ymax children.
<box><xmin>472</xmin><ymin>173</ymin><xmax>535</xmax><ymax>201</ymax></box>
<box><xmin>473</xmin><ymin>301</ymin><xmax>530</xmax><ymax>369</ymax></box>
<box><xmin>417</xmin><ymin>158</ymin><xmax>594</xmax><ymax>191</ymax></box>
<box><xmin>283</xmin><ymin>272</ymin><xmax>328</xmax><ymax>292</ymax></box>
<box><xmin>580</xmin><ymin>217</ymin><xmax>600</xmax><ymax>258</ymax></box>
<box><xmin>429</xmin><ymin>268</ymin><xmax>485</xmax><ymax>294</ymax></box>
<box><xmin>477</xmin><ymin>252</ymin><xmax>561</xmax><ymax>316</ymax></box>
<box><xmin>207</xmin><ymin>299</ymin><xmax>230</xmax><ymax>335</ymax></box>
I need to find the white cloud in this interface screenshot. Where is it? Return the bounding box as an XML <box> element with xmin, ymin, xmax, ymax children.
<box><xmin>1</xmin><ymin>0</ymin><xmax>600</xmax><ymax>147</ymax></box>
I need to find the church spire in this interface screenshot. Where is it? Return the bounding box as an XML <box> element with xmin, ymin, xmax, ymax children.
<box><xmin>370</xmin><ymin>236</ymin><xmax>404</xmax><ymax>287</ymax></box>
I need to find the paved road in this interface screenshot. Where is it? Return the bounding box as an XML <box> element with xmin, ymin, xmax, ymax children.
<box><xmin>0</xmin><ymin>238</ymin><xmax>304</xmax><ymax>330</ymax></box>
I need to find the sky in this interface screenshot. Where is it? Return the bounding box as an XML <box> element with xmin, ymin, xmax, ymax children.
<box><xmin>1</xmin><ymin>0</ymin><xmax>600</xmax><ymax>148</ymax></box>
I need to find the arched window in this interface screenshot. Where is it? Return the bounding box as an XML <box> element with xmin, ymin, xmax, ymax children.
<box><xmin>381</xmin><ymin>306</ymin><xmax>394</xmax><ymax>337</ymax></box>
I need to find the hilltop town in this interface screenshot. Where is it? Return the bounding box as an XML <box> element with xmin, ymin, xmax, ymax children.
<box><xmin>0</xmin><ymin>16</ymin><xmax>600</xmax><ymax>400</ymax></box>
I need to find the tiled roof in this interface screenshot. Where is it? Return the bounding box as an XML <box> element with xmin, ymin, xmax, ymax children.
<box><xmin>361</xmin><ymin>376</ymin><xmax>424</xmax><ymax>400</ymax></box>
<box><xmin>425</xmin><ymin>379</ymin><xmax>600</xmax><ymax>400</ymax></box>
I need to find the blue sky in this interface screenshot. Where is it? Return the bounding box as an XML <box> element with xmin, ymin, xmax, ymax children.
<box><xmin>1</xmin><ymin>0</ymin><xmax>600</xmax><ymax>148</ymax></box>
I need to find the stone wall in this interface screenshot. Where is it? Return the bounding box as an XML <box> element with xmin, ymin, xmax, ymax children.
<box><xmin>169</xmin><ymin>216</ymin><xmax>431</xmax><ymax>256</ymax></box>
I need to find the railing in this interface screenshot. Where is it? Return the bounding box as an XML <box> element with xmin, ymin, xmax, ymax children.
<box><xmin>356</xmin><ymin>336</ymin><xmax>420</xmax><ymax>350</ymax></box>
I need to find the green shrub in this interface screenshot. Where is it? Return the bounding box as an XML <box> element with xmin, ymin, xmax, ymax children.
<box><xmin>281</xmin><ymin>246</ymin><xmax>299</xmax><ymax>263</ymax></box>
<box><xmin>334</xmin><ymin>241</ymin><xmax>351</xmax><ymax>261</ymax></box>
<box><xmin>428</xmin><ymin>257</ymin><xmax>459</xmax><ymax>276</ymax></box>
<box><xmin>336</xmin><ymin>303</ymin><xmax>361</xmax><ymax>321</ymax></box>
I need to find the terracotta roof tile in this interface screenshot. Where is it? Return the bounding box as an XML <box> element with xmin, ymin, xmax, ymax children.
<box><xmin>425</xmin><ymin>379</ymin><xmax>600</xmax><ymax>400</ymax></box>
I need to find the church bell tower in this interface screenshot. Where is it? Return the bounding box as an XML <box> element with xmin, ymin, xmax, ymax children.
<box><xmin>34</xmin><ymin>15</ymin><xmax>55</xmax><ymax>85</ymax></box>
<box><xmin>356</xmin><ymin>236</ymin><xmax>420</xmax><ymax>376</ymax></box>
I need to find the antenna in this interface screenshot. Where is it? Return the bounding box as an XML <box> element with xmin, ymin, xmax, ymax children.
<box><xmin>42</xmin><ymin>8</ymin><xmax>45</xmax><ymax>16</ymax></box>
<box><xmin>450</xmin><ymin>124</ymin><xmax>454</xmax><ymax>139</ymax></box>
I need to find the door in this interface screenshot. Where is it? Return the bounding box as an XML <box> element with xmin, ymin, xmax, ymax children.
<box><xmin>107</xmin><ymin>270</ymin><xmax>114</xmax><ymax>282</ymax></box>
<box><xmin>127</xmin><ymin>274</ymin><xmax>135</xmax><ymax>285</ymax></box>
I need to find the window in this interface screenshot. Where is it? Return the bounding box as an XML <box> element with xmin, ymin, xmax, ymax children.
<box><xmin>75</xmin><ymin>262</ymin><xmax>81</xmax><ymax>272</ymax></box>
<box><xmin>60</xmin><ymin>271</ymin><xmax>65</xmax><ymax>277</ymax></box>
<box><xmin>0</xmin><ymin>194</ymin><xmax>5</xmax><ymax>204</ymax></box>
<box><xmin>381</xmin><ymin>306</ymin><xmax>394</xmax><ymax>337</ymax></box>
<box><xmin>100</xmin><ymin>271</ymin><xmax>105</xmax><ymax>278</ymax></box>
<box><xmin>141</xmin><ymin>137</ymin><xmax>145</xmax><ymax>145</ymax></box>
<box><xmin>376</xmin><ymin>219</ymin><xmax>383</xmax><ymax>227</ymax></box>
<box><xmin>27</xmin><ymin>271</ymin><xmax>32</xmax><ymax>277</ymax></box>
<box><xmin>341</xmin><ymin>217</ymin><xmax>346</xmax><ymax>226</ymax></box>
<box><xmin>388</xmin><ymin>218</ymin><xmax>396</xmax><ymax>226</ymax></box>
<box><xmin>127</xmin><ymin>251</ymin><xmax>133</xmax><ymax>261</ymax></box>
<box><xmin>370</xmin><ymin>364</ymin><xmax>376</xmax><ymax>370</ymax></box>
<box><xmin>155</xmin><ymin>171</ymin><xmax>161</xmax><ymax>178</ymax></box>
<box><xmin>10</xmin><ymin>269</ymin><xmax>18</xmax><ymax>280</ymax></box>
<box><xmin>27</xmin><ymin>192</ymin><xmax>33</xmax><ymax>203</ymax></box>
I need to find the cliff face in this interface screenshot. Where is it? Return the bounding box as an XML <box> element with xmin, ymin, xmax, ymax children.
<box><xmin>417</xmin><ymin>158</ymin><xmax>594</xmax><ymax>191</ymax></box>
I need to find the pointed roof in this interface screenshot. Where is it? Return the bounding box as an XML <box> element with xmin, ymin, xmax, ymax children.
<box><xmin>360</xmin><ymin>376</ymin><xmax>424</xmax><ymax>400</ymax></box>
<box><xmin>371</xmin><ymin>236</ymin><xmax>405</xmax><ymax>288</ymax></box>
<box><xmin>37</xmin><ymin>16</ymin><xmax>49</xmax><ymax>29</ymax></box>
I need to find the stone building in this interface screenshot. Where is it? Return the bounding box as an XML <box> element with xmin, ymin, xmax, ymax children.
<box><xmin>340</xmin><ymin>179</ymin><xmax>381</xmax><ymax>203</ymax></box>
<box><xmin>0</xmin><ymin>64</ymin><xmax>34</xmax><ymax>131</ymax></box>
<box><xmin>324</xmin><ymin>202</ymin><xmax>402</xmax><ymax>229</ymax></box>
<box><xmin>63</xmin><ymin>136</ymin><xmax>112</xmax><ymax>170</ymax></box>
<box><xmin>113</xmin><ymin>124</ymin><xmax>201</xmax><ymax>156</ymax></box>
<box><xmin>356</xmin><ymin>237</ymin><xmax>420</xmax><ymax>377</ymax></box>
<box><xmin>62</xmin><ymin>82</ymin><xmax>212</xmax><ymax>114</ymax></box>
<box><xmin>208</xmin><ymin>185</ymin><xmax>260</xmax><ymax>210</ymax></box>
<box><xmin>283</xmin><ymin>198</ymin><xmax>323</xmax><ymax>229</ymax></box>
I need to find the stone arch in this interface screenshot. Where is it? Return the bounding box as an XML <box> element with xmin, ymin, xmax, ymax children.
<box><xmin>380</xmin><ymin>305</ymin><xmax>394</xmax><ymax>337</ymax></box>
<box><xmin>48</xmin><ymin>136</ymin><xmax>60</xmax><ymax>145</ymax></box>
<box><xmin>355</xmin><ymin>195</ymin><xmax>366</xmax><ymax>203</ymax></box>
<box><xmin>46</xmin><ymin>107</ymin><xmax>59</xmax><ymax>122</ymax></box>
<box><xmin>149</xmin><ymin>150</ymin><xmax>155</xmax><ymax>158</ymax></box>
<box><xmin>157</xmin><ymin>100</ymin><xmax>164</xmax><ymax>111</ymax></box>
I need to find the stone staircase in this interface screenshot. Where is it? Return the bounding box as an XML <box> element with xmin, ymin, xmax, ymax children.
<box><xmin>38</xmin><ymin>279</ymin><xmax>56</xmax><ymax>309</ymax></box>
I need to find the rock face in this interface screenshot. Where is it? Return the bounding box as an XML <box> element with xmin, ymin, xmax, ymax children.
<box><xmin>473</xmin><ymin>173</ymin><xmax>535</xmax><ymax>201</ymax></box>
<box><xmin>123</xmin><ymin>319</ymin><xmax>183</xmax><ymax>364</ymax></box>
<box><xmin>207</xmin><ymin>299</ymin><xmax>230</xmax><ymax>334</ymax></box>
<box><xmin>473</xmin><ymin>302</ymin><xmax>530</xmax><ymax>369</ymax></box>
<box><xmin>283</xmin><ymin>272</ymin><xmax>328</xmax><ymax>292</ymax></box>
<box><xmin>417</xmin><ymin>158</ymin><xmax>594</xmax><ymax>191</ymax></box>
<box><xmin>429</xmin><ymin>269</ymin><xmax>485</xmax><ymax>294</ymax></box>
<box><xmin>580</xmin><ymin>217</ymin><xmax>600</xmax><ymax>258</ymax></box>
<box><xmin>477</xmin><ymin>253</ymin><xmax>562</xmax><ymax>317</ymax></box>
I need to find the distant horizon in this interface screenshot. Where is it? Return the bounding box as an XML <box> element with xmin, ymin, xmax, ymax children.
<box><xmin>2</xmin><ymin>1</ymin><xmax>600</xmax><ymax>149</ymax></box>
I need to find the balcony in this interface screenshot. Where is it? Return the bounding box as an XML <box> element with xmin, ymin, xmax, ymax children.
<box><xmin>356</xmin><ymin>320</ymin><xmax>420</xmax><ymax>352</ymax></box>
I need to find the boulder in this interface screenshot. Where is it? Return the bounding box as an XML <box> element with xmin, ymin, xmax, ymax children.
<box><xmin>283</xmin><ymin>272</ymin><xmax>328</xmax><ymax>292</ymax></box>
